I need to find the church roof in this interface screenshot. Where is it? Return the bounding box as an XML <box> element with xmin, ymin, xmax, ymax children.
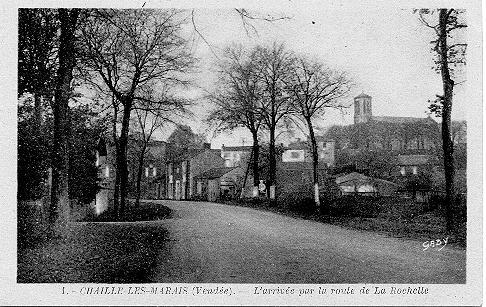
<box><xmin>371</xmin><ymin>116</ymin><xmax>434</xmax><ymax>124</ymax></box>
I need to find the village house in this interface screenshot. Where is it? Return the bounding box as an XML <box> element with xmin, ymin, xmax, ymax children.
<box><xmin>128</xmin><ymin>139</ymin><xmax>168</xmax><ymax>200</ymax></box>
<box><xmin>166</xmin><ymin>144</ymin><xmax>224</xmax><ymax>200</ymax></box>
<box><xmin>335</xmin><ymin>172</ymin><xmax>399</xmax><ymax>196</ymax></box>
<box><xmin>281</xmin><ymin>137</ymin><xmax>335</xmax><ymax>167</ymax></box>
<box><xmin>193</xmin><ymin>166</ymin><xmax>250</xmax><ymax>201</ymax></box>
<box><xmin>220</xmin><ymin>145</ymin><xmax>252</xmax><ymax>167</ymax></box>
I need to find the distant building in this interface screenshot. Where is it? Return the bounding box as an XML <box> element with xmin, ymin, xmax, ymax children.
<box><xmin>128</xmin><ymin>139</ymin><xmax>168</xmax><ymax>200</ymax></box>
<box><xmin>397</xmin><ymin>154</ymin><xmax>437</xmax><ymax>177</ymax></box>
<box><xmin>282</xmin><ymin>137</ymin><xmax>335</xmax><ymax>167</ymax></box>
<box><xmin>351</xmin><ymin>93</ymin><xmax>439</xmax><ymax>152</ymax></box>
<box><xmin>335</xmin><ymin>172</ymin><xmax>399</xmax><ymax>196</ymax></box>
<box><xmin>194</xmin><ymin>166</ymin><xmax>250</xmax><ymax>201</ymax></box>
<box><xmin>221</xmin><ymin>145</ymin><xmax>252</xmax><ymax>167</ymax></box>
<box><xmin>324</xmin><ymin>93</ymin><xmax>470</xmax><ymax>191</ymax></box>
<box><xmin>166</xmin><ymin>144</ymin><xmax>224</xmax><ymax>200</ymax></box>
<box><xmin>94</xmin><ymin>137</ymin><xmax>115</xmax><ymax>215</ymax></box>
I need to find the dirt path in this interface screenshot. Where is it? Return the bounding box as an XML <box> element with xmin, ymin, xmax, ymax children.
<box><xmin>147</xmin><ymin>200</ymin><xmax>466</xmax><ymax>283</ymax></box>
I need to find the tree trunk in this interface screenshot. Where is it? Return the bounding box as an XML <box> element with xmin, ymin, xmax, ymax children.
<box><xmin>49</xmin><ymin>9</ymin><xmax>79</xmax><ymax>235</ymax></box>
<box><xmin>439</xmin><ymin>9</ymin><xmax>456</xmax><ymax>232</ymax></box>
<box><xmin>306</xmin><ymin>117</ymin><xmax>321</xmax><ymax>213</ymax></box>
<box><xmin>268</xmin><ymin>126</ymin><xmax>276</xmax><ymax>198</ymax></box>
<box><xmin>251</xmin><ymin>131</ymin><xmax>260</xmax><ymax>197</ymax></box>
<box><xmin>33</xmin><ymin>93</ymin><xmax>42</xmax><ymax>128</ymax></box>
<box><xmin>118</xmin><ymin>99</ymin><xmax>132</xmax><ymax>214</ymax></box>
<box><xmin>113</xmin><ymin>168</ymin><xmax>120</xmax><ymax>215</ymax></box>
<box><xmin>135</xmin><ymin>146</ymin><xmax>147</xmax><ymax>207</ymax></box>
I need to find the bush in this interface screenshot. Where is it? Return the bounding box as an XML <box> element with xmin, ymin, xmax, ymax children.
<box><xmin>18</xmin><ymin>199</ymin><xmax>49</xmax><ymax>248</ymax></box>
<box><xmin>329</xmin><ymin>195</ymin><xmax>381</xmax><ymax>218</ymax></box>
<box><xmin>278</xmin><ymin>184</ymin><xmax>317</xmax><ymax>214</ymax></box>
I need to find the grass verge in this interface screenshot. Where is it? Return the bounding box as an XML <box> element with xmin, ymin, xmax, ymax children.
<box><xmin>18</xmin><ymin>202</ymin><xmax>172</xmax><ymax>283</ymax></box>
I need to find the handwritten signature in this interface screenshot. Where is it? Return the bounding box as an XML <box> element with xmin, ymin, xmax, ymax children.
<box><xmin>423</xmin><ymin>237</ymin><xmax>448</xmax><ymax>251</ymax></box>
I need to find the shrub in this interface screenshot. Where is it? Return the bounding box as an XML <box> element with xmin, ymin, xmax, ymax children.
<box><xmin>278</xmin><ymin>184</ymin><xmax>317</xmax><ymax>214</ymax></box>
<box><xmin>329</xmin><ymin>195</ymin><xmax>381</xmax><ymax>218</ymax></box>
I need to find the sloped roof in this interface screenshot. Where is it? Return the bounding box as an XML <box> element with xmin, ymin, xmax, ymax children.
<box><xmin>287</xmin><ymin>141</ymin><xmax>308</xmax><ymax>150</ymax></box>
<box><xmin>335</xmin><ymin>172</ymin><xmax>369</xmax><ymax>184</ymax></box>
<box><xmin>195</xmin><ymin>167</ymin><xmax>237</xmax><ymax>179</ymax></box>
<box><xmin>315</xmin><ymin>136</ymin><xmax>335</xmax><ymax>142</ymax></box>
<box><xmin>397</xmin><ymin>154</ymin><xmax>432</xmax><ymax>166</ymax></box>
<box><xmin>222</xmin><ymin>145</ymin><xmax>253</xmax><ymax>152</ymax></box>
<box><xmin>355</xmin><ymin>93</ymin><xmax>371</xmax><ymax>99</ymax></box>
<box><xmin>336</xmin><ymin>172</ymin><xmax>398</xmax><ymax>186</ymax></box>
<box><xmin>371</xmin><ymin>116</ymin><xmax>434</xmax><ymax>124</ymax></box>
<box><xmin>165</xmin><ymin>147</ymin><xmax>205</xmax><ymax>162</ymax></box>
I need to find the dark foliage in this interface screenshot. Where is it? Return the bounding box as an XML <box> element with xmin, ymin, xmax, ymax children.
<box><xmin>84</xmin><ymin>203</ymin><xmax>172</xmax><ymax>222</ymax></box>
<box><xmin>329</xmin><ymin>195</ymin><xmax>382</xmax><ymax>218</ymax></box>
<box><xmin>18</xmin><ymin>108</ymin><xmax>51</xmax><ymax>200</ymax></box>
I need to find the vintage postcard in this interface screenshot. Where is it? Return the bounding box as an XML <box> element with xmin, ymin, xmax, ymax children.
<box><xmin>1</xmin><ymin>0</ymin><xmax>482</xmax><ymax>305</ymax></box>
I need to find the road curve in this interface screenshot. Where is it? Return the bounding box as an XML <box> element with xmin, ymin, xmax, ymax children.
<box><xmin>146</xmin><ymin>200</ymin><xmax>466</xmax><ymax>284</ymax></box>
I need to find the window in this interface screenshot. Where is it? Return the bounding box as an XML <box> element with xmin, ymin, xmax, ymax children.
<box><xmin>291</xmin><ymin>151</ymin><xmax>300</xmax><ymax>159</ymax></box>
<box><xmin>152</xmin><ymin>167</ymin><xmax>157</xmax><ymax>177</ymax></box>
<box><xmin>400</xmin><ymin>167</ymin><xmax>406</xmax><ymax>176</ymax></box>
<box><xmin>145</xmin><ymin>167</ymin><xmax>149</xmax><ymax>177</ymax></box>
<box><xmin>105</xmin><ymin>165</ymin><xmax>110</xmax><ymax>178</ymax></box>
<box><xmin>95</xmin><ymin>151</ymin><xmax>100</xmax><ymax>167</ymax></box>
<box><xmin>412</xmin><ymin>166</ymin><xmax>418</xmax><ymax>175</ymax></box>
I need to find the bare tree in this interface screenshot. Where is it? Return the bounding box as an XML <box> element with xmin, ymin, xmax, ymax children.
<box><xmin>50</xmin><ymin>8</ymin><xmax>80</xmax><ymax>233</ymax></box>
<box><xmin>287</xmin><ymin>56</ymin><xmax>352</xmax><ymax>212</ymax></box>
<box><xmin>207</xmin><ymin>45</ymin><xmax>264</xmax><ymax>197</ymax></box>
<box><xmin>132</xmin><ymin>87</ymin><xmax>191</xmax><ymax>207</ymax></box>
<box><xmin>416</xmin><ymin>9</ymin><xmax>467</xmax><ymax>232</ymax></box>
<box><xmin>253</xmin><ymin>42</ymin><xmax>295</xmax><ymax>198</ymax></box>
<box><xmin>78</xmin><ymin>9</ymin><xmax>195</xmax><ymax>214</ymax></box>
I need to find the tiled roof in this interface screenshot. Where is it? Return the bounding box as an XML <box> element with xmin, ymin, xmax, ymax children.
<box><xmin>335</xmin><ymin>172</ymin><xmax>369</xmax><ymax>184</ymax></box>
<box><xmin>372</xmin><ymin>116</ymin><xmax>434</xmax><ymax>124</ymax></box>
<box><xmin>336</xmin><ymin>172</ymin><xmax>398</xmax><ymax>186</ymax></box>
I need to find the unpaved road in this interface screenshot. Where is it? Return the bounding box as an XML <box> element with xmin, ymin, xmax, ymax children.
<box><xmin>146</xmin><ymin>200</ymin><xmax>466</xmax><ymax>283</ymax></box>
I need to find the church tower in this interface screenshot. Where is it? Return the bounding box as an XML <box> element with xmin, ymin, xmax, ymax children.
<box><xmin>354</xmin><ymin>93</ymin><xmax>372</xmax><ymax>124</ymax></box>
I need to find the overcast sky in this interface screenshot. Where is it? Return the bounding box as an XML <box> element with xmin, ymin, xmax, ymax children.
<box><xmin>148</xmin><ymin>5</ymin><xmax>468</xmax><ymax>148</ymax></box>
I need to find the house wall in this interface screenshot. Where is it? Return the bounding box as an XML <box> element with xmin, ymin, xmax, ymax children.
<box><xmin>189</xmin><ymin>151</ymin><xmax>225</xmax><ymax>198</ymax></box>
<box><xmin>221</xmin><ymin>148</ymin><xmax>251</xmax><ymax>167</ymax></box>
<box><xmin>94</xmin><ymin>140</ymin><xmax>117</xmax><ymax>215</ymax></box>
<box><xmin>282</xmin><ymin>149</ymin><xmax>306</xmax><ymax>162</ymax></box>
<box><xmin>167</xmin><ymin>161</ymin><xmax>187</xmax><ymax>200</ymax></box>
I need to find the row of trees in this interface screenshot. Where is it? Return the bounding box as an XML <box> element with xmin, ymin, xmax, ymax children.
<box><xmin>207</xmin><ymin>43</ymin><xmax>353</xmax><ymax>213</ymax></box>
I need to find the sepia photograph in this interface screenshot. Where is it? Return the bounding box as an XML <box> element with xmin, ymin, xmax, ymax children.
<box><xmin>2</xmin><ymin>0</ymin><xmax>482</xmax><ymax>305</ymax></box>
